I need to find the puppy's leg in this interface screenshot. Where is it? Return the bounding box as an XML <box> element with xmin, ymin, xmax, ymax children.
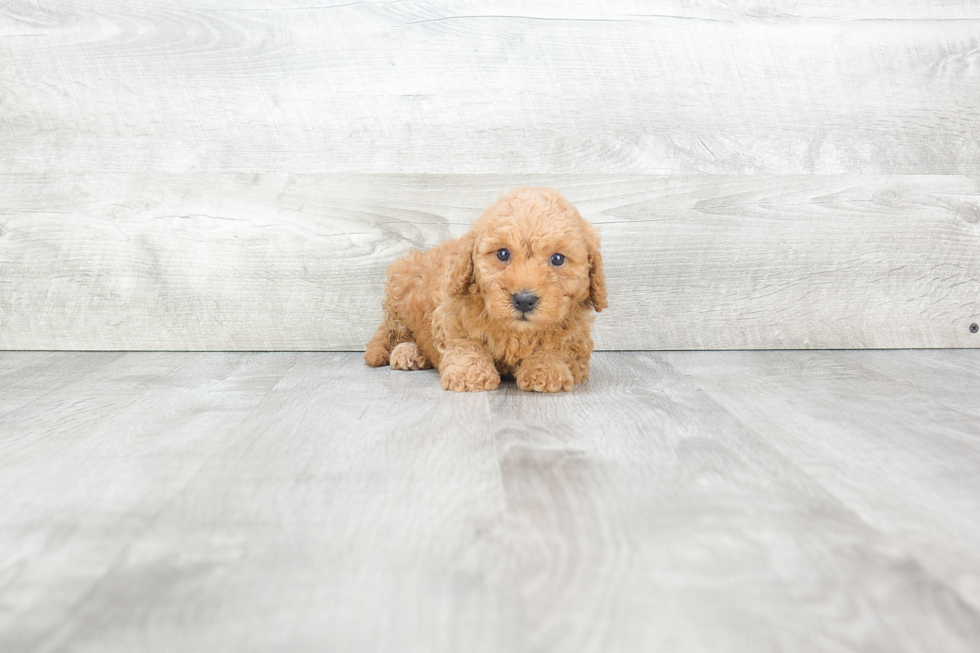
<box><xmin>509</xmin><ymin>330</ymin><xmax>594</xmax><ymax>390</ymax></box>
<box><xmin>568</xmin><ymin>356</ymin><xmax>590</xmax><ymax>385</ymax></box>
<box><xmin>566</xmin><ymin>339</ymin><xmax>595</xmax><ymax>385</ymax></box>
<box><xmin>516</xmin><ymin>352</ymin><xmax>574</xmax><ymax>393</ymax></box>
<box><xmin>439</xmin><ymin>339</ymin><xmax>500</xmax><ymax>392</ymax></box>
<box><xmin>364</xmin><ymin>310</ymin><xmax>412</xmax><ymax>367</ymax></box>
<box><xmin>389</xmin><ymin>342</ymin><xmax>432</xmax><ymax>370</ymax></box>
<box><xmin>364</xmin><ymin>323</ymin><xmax>392</xmax><ymax>367</ymax></box>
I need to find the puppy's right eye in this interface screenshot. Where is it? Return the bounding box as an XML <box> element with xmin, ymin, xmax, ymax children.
<box><xmin>496</xmin><ymin>248</ymin><xmax>511</xmax><ymax>262</ymax></box>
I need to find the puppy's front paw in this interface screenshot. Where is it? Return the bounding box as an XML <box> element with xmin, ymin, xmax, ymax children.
<box><xmin>440</xmin><ymin>362</ymin><xmax>500</xmax><ymax>392</ymax></box>
<box><xmin>516</xmin><ymin>358</ymin><xmax>574</xmax><ymax>393</ymax></box>
<box><xmin>390</xmin><ymin>342</ymin><xmax>432</xmax><ymax>370</ymax></box>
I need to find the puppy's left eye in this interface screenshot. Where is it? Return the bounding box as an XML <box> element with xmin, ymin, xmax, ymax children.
<box><xmin>550</xmin><ymin>253</ymin><xmax>566</xmax><ymax>267</ymax></box>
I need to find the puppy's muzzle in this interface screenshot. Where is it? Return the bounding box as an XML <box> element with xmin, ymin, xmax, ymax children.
<box><xmin>511</xmin><ymin>291</ymin><xmax>539</xmax><ymax>315</ymax></box>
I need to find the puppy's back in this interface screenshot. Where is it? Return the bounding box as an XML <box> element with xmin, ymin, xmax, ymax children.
<box><xmin>384</xmin><ymin>236</ymin><xmax>464</xmax><ymax>344</ymax></box>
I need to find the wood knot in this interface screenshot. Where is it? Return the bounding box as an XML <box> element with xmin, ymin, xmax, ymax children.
<box><xmin>960</xmin><ymin>204</ymin><xmax>980</xmax><ymax>225</ymax></box>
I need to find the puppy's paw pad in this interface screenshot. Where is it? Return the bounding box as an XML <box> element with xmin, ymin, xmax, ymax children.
<box><xmin>440</xmin><ymin>365</ymin><xmax>500</xmax><ymax>392</ymax></box>
<box><xmin>516</xmin><ymin>361</ymin><xmax>574</xmax><ymax>393</ymax></box>
<box><xmin>390</xmin><ymin>343</ymin><xmax>431</xmax><ymax>370</ymax></box>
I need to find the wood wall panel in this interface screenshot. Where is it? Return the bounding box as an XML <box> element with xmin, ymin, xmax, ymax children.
<box><xmin>2</xmin><ymin>1</ymin><xmax>979</xmax><ymax>174</ymax></box>
<box><xmin>2</xmin><ymin>1</ymin><xmax>977</xmax><ymax>349</ymax></box>
<box><xmin>2</xmin><ymin>174</ymin><xmax>976</xmax><ymax>350</ymax></box>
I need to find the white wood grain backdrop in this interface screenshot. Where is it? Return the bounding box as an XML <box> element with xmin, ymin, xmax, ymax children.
<box><xmin>1</xmin><ymin>1</ymin><xmax>978</xmax><ymax>349</ymax></box>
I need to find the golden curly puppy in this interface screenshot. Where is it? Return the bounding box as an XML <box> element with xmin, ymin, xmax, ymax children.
<box><xmin>364</xmin><ymin>187</ymin><xmax>606</xmax><ymax>392</ymax></box>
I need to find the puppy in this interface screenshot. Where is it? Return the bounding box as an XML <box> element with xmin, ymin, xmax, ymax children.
<box><xmin>364</xmin><ymin>187</ymin><xmax>606</xmax><ymax>392</ymax></box>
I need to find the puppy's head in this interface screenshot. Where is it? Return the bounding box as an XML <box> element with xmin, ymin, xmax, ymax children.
<box><xmin>449</xmin><ymin>187</ymin><xmax>606</xmax><ymax>331</ymax></box>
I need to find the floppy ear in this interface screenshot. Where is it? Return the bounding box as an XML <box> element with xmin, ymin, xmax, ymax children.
<box><xmin>447</xmin><ymin>233</ymin><xmax>476</xmax><ymax>296</ymax></box>
<box><xmin>586</xmin><ymin>231</ymin><xmax>607</xmax><ymax>312</ymax></box>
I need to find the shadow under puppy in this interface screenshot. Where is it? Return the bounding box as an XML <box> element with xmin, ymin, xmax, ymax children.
<box><xmin>365</xmin><ymin>187</ymin><xmax>606</xmax><ymax>392</ymax></box>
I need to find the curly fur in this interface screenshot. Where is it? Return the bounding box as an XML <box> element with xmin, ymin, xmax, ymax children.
<box><xmin>365</xmin><ymin>187</ymin><xmax>606</xmax><ymax>392</ymax></box>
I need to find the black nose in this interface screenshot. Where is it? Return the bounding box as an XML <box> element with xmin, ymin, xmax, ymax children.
<box><xmin>512</xmin><ymin>291</ymin><xmax>539</xmax><ymax>313</ymax></box>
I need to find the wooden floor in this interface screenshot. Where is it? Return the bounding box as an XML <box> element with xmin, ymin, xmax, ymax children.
<box><xmin>1</xmin><ymin>351</ymin><xmax>979</xmax><ymax>653</ymax></box>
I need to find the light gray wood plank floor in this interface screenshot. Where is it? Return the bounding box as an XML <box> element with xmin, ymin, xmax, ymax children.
<box><xmin>1</xmin><ymin>351</ymin><xmax>978</xmax><ymax>653</ymax></box>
